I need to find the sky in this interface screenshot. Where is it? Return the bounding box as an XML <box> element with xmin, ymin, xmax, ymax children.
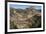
<box><xmin>10</xmin><ymin>4</ymin><xmax>41</xmax><ymax>10</ymax></box>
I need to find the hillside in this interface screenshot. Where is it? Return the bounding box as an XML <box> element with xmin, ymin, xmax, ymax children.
<box><xmin>10</xmin><ymin>7</ymin><xmax>41</xmax><ymax>29</ymax></box>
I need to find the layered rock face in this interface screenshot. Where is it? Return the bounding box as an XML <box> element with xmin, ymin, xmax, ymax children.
<box><xmin>10</xmin><ymin>7</ymin><xmax>41</xmax><ymax>29</ymax></box>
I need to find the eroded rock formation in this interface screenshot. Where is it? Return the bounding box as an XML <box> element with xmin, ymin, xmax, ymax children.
<box><xmin>10</xmin><ymin>7</ymin><xmax>41</xmax><ymax>29</ymax></box>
